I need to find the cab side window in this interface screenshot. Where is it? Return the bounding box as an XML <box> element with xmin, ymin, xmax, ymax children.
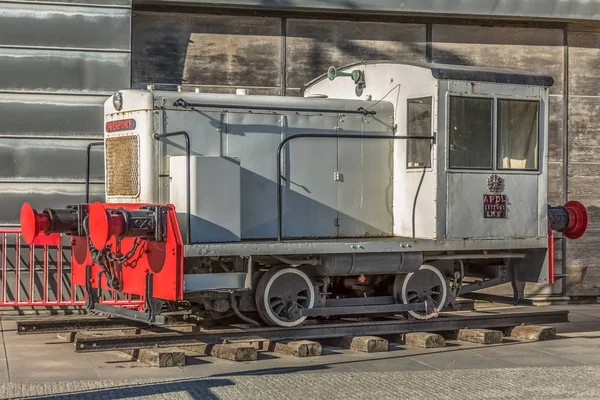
<box><xmin>448</xmin><ymin>96</ymin><xmax>493</xmax><ymax>169</ymax></box>
<box><xmin>497</xmin><ymin>99</ymin><xmax>539</xmax><ymax>170</ymax></box>
<box><xmin>407</xmin><ymin>97</ymin><xmax>433</xmax><ymax>169</ymax></box>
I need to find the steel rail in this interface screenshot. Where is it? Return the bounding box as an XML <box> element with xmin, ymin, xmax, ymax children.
<box><xmin>16</xmin><ymin>317</ymin><xmax>152</xmax><ymax>335</ymax></box>
<box><xmin>73</xmin><ymin>308</ymin><xmax>568</xmax><ymax>353</ymax></box>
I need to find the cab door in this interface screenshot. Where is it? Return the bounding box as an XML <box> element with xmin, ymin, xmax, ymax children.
<box><xmin>444</xmin><ymin>89</ymin><xmax>545</xmax><ymax>239</ymax></box>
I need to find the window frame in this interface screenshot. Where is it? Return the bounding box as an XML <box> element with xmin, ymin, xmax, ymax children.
<box><xmin>446</xmin><ymin>93</ymin><xmax>541</xmax><ymax>174</ymax></box>
<box><xmin>496</xmin><ymin>98</ymin><xmax>541</xmax><ymax>172</ymax></box>
<box><xmin>406</xmin><ymin>96</ymin><xmax>435</xmax><ymax>171</ymax></box>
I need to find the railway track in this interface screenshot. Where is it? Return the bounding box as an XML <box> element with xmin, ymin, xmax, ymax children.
<box><xmin>15</xmin><ymin>306</ymin><xmax>568</xmax><ymax>357</ymax></box>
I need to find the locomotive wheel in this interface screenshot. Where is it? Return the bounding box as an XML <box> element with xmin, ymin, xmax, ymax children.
<box><xmin>394</xmin><ymin>264</ymin><xmax>448</xmax><ymax>320</ymax></box>
<box><xmin>255</xmin><ymin>266</ymin><xmax>315</xmax><ymax>327</ymax></box>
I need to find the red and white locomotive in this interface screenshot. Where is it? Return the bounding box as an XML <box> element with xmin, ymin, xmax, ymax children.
<box><xmin>19</xmin><ymin>62</ymin><xmax>588</xmax><ymax>327</ymax></box>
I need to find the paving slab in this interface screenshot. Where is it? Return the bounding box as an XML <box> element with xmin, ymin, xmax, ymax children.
<box><xmin>9</xmin><ymin>367</ymin><xmax>100</xmax><ymax>383</ymax></box>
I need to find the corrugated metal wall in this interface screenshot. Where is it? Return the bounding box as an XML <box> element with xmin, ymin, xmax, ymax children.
<box><xmin>0</xmin><ymin>0</ymin><xmax>132</xmax><ymax>226</ymax></box>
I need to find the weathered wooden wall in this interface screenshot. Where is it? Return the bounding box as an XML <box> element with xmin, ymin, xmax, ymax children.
<box><xmin>132</xmin><ymin>10</ymin><xmax>599</xmax><ymax>298</ymax></box>
<box><xmin>565</xmin><ymin>30</ymin><xmax>600</xmax><ymax>297</ymax></box>
<box><xmin>284</xmin><ymin>19</ymin><xmax>426</xmax><ymax>95</ymax></box>
<box><xmin>133</xmin><ymin>12</ymin><xmax>282</xmax><ymax>95</ymax></box>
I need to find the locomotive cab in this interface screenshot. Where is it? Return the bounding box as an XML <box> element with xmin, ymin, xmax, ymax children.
<box><xmin>303</xmin><ymin>61</ymin><xmax>554</xmax><ymax>242</ymax></box>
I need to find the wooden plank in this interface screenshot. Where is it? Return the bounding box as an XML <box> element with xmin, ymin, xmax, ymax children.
<box><xmin>568</xmin><ymin>96</ymin><xmax>600</xmax><ymax>164</ymax></box>
<box><xmin>565</xmin><ymin>155</ymin><xmax>600</xmax><ymax>296</ymax></box>
<box><xmin>566</xmin><ymin>230</ymin><xmax>600</xmax><ymax>296</ymax></box>
<box><xmin>457</xmin><ymin>329</ymin><xmax>503</xmax><ymax>344</ymax></box>
<box><xmin>324</xmin><ymin>336</ymin><xmax>388</xmax><ymax>353</ymax></box>
<box><xmin>510</xmin><ymin>325</ymin><xmax>557</xmax><ymax>341</ymax></box>
<box><xmin>180</xmin><ymin>343</ymin><xmax>257</xmax><ymax>362</ymax></box>
<box><xmin>548</xmin><ymin>161</ymin><xmax>564</xmax><ymax>206</ymax></box>
<box><xmin>568</xmin><ymin>31</ymin><xmax>600</xmax><ymax>96</ymax></box>
<box><xmin>285</xmin><ymin>19</ymin><xmax>425</xmax><ymax>91</ymax></box>
<box><xmin>567</xmin><ymin>163</ymin><xmax>600</xmax><ymax>217</ymax></box>
<box><xmin>132</xmin><ymin>11</ymin><xmax>282</xmax><ymax>89</ymax></box>
<box><xmin>271</xmin><ymin>340</ymin><xmax>322</xmax><ymax>357</ymax></box>
<box><xmin>549</xmin><ymin>95</ymin><xmax>564</xmax><ymax>163</ymax></box>
<box><xmin>405</xmin><ymin>332</ymin><xmax>446</xmax><ymax>348</ymax></box>
<box><xmin>119</xmin><ymin>348</ymin><xmax>186</xmax><ymax>368</ymax></box>
<box><xmin>432</xmin><ymin>25</ymin><xmax>564</xmax><ymax>95</ymax></box>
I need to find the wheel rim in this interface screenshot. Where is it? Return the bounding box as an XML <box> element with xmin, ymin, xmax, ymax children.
<box><xmin>395</xmin><ymin>265</ymin><xmax>447</xmax><ymax>320</ymax></box>
<box><xmin>256</xmin><ymin>267</ymin><xmax>315</xmax><ymax>327</ymax></box>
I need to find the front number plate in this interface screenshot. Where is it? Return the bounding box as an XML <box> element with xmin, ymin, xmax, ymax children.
<box><xmin>483</xmin><ymin>194</ymin><xmax>507</xmax><ymax>219</ymax></box>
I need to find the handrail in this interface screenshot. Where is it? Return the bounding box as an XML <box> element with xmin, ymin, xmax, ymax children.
<box><xmin>85</xmin><ymin>141</ymin><xmax>104</xmax><ymax>203</ymax></box>
<box><xmin>153</xmin><ymin>131</ymin><xmax>192</xmax><ymax>244</ymax></box>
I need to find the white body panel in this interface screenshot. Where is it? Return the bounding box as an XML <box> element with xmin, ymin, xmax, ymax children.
<box><xmin>304</xmin><ymin>63</ymin><xmax>439</xmax><ymax>239</ymax></box>
<box><xmin>103</xmin><ymin>90</ymin><xmax>157</xmax><ymax>204</ymax></box>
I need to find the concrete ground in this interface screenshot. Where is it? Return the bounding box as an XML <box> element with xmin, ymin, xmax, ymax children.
<box><xmin>0</xmin><ymin>304</ymin><xmax>599</xmax><ymax>399</ymax></box>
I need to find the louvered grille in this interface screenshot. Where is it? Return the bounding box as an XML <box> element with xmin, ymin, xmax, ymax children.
<box><xmin>105</xmin><ymin>135</ymin><xmax>139</xmax><ymax>197</ymax></box>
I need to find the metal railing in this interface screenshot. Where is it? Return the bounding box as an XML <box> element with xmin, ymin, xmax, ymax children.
<box><xmin>0</xmin><ymin>229</ymin><xmax>142</xmax><ymax>308</ymax></box>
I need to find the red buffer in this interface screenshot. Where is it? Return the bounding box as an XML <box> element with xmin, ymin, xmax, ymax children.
<box><xmin>547</xmin><ymin>200</ymin><xmax>588</xmax><ymax>284</ymax></box>
<box><xmin>20</xmin><ymin>202</ymin><xmax>84</xmax><ymax>246</ymax></box>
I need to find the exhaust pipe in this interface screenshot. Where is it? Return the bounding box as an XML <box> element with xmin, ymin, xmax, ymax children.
<box><xmin>20</xmin><ymin>203</ymin><xmax>82</xmax><ymax>245</ymax></box>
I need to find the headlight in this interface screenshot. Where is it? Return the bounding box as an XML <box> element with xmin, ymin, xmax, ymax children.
<box><xmin>113</xmin><ymin>92</ymin><xmax>123</xmax><ymax>111</ymax></box>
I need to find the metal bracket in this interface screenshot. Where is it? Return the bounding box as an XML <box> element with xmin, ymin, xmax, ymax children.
<box><xmin>90</xmin><ymin>274</ymin><xmax>166</xmax><ymax>326</ymax></box>
<box><xmin>84</xmin><ymin>265</ymin><xmax>98</xmax><ymax>310</ymax></box>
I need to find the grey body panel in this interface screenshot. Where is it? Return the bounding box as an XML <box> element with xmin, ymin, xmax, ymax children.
<box><xmin>184</xmin><ymin>237</ymin><xmax>548</xmax><ymax>257</ymax></box>
<box><xmin>226</xmin><ymin>113</ymin><xmax>282</xmax><ymax>239</ymax></box>
<box><xmin>446</xmin><ymin>173</ymin><xmax>539</xmax><ymax>239</ymax></box>
<box><xmin>183</xmin><ymin>273</ymin><xmax>246</xmax><ymax>292</ymax></box>
<box><xmin>170</xmin><ymin>156</ymin><xmax>242</xmax><ymax>243</ymax></box>
<box><xmin>0</xmin><ymin>0</ymin><xmax>131</xmax><ymax>226</ymax></box>
<box><xmin>135</xmin><ymin>0</ymin><xmax>600</xmax><ymax>22</ymax></box>
<box><xmin>282</xmin><ymin>114</ymin><xmax>339</xmax><ymax>238</ymax></box>
<box><xmin>155</xmin><ymin>91</ymin><xmax>395</xmax><ymax>241</ymax></box>
<box><xmin>336</xmin><ymin>115</ymin><xmax>394</xmax><ymax>237</ymax></box>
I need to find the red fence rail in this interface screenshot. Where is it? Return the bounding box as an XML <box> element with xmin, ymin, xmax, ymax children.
<box><xmin>0</xmin><ymin>228</ymin><xmax>142</xmax><ymax>308</ymax></box>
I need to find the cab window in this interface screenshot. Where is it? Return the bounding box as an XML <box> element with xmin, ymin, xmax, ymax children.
<box><xmin>497</xmin><ymin>99</ymin><xmax>539</xmax><ymax>170</ymax></box>
<box><xmin>407</xmin><ymin>97</ymin><xmax>433</xmax><ymax>169</ymax></box>
<box><xmin>448</xmin><ymin>96</ymin><xmax>493</xmax><ymax>169</ymax></box>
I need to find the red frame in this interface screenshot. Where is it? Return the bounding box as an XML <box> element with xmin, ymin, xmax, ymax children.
<box><xmin>72</xmin><ymin>203</ymin><xmax>184</xmax><ymax>302</ymax></box>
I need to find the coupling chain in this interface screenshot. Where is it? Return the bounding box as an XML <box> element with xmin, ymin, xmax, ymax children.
<box><xmin>105</xmin><ymin>238</ymin><xmax>142</xmax><ymax>264</ymax></box>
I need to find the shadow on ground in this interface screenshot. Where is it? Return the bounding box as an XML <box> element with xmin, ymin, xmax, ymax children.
<box><xmin>17</xmin><ymin>378</ymin><xmax>234</xmax><ymax>400</ymax></box>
